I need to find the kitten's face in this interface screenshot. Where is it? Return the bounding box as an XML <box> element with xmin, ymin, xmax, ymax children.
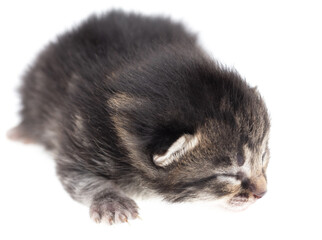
<box><xmin>153</xmin><ymin>97</ymin><xmax>270</xmax><ymax>210</ymax></box>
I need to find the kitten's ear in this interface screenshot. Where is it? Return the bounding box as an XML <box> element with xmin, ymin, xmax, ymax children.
<box><xmin>153</xmin><ymin>134</ymin><xmax>199</xmax><ymax>167</ymax></box>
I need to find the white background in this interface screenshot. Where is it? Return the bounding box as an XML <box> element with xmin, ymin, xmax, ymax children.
<box><xmin>1</xmin><ymin>0</ymin><xmax>321</xmax><ymax>239</ymax></box>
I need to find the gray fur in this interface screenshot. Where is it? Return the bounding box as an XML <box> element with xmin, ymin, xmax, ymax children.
<box><xmin>9</xmin><ymin>11</ymin><xmax>270</xmax><ymax>224</ymax></box>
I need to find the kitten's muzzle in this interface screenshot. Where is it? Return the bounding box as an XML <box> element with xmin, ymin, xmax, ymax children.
<box><xmin>249</xmin><ymin>175</ymin><xmax>267</xmax><ymax>199</ymax></box>
<box><xmin>237</xmin><ymin>172</ymin><xmax>267</xmax><ymax>199</ymax></box>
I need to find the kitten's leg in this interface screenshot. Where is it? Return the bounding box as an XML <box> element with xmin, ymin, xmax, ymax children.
<box><xmin>57</xmin><ymin>165</ymin><xmax>139</xmax><ymax>225</ymax></box>
<box><xmin>7</xmin><ymin>123</ymin><xmax>36</xmax><ymax>144</ymax></box>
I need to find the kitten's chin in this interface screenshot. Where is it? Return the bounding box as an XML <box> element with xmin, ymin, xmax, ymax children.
<box><xmin>221</xmin><ymin>194</ymin><xmax>255</xmax><ymax>212</ymax></box>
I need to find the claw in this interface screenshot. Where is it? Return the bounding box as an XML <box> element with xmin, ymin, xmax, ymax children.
<box><xmin>119</xmin><ymin>214</ymin><xmax>128</xmax><ymax>223</ymax></box>
<box><xmin>107</xmin><ymin>217</ymin><xmax>113</xmax><ymax>225</ymax></box>
<box><xmin>90</xmin><ymin>211</ymin><xmax>101</xmax><ymax>224</ymax></box>
<box><xmin>131</xmin><ymin>211</ymin><xmax>139</xmax><ymax>219</ymax></box>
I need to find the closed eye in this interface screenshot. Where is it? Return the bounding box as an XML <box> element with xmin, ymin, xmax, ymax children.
<box><xmin>174</xmin><ymin>173</ymin><xmax>238</xmax><ymax>189</ymax></box>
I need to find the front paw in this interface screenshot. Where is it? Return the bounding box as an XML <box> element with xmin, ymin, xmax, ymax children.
<box><xmin>89</xmin><ymin>191</ymin><xmax>139</xmax><ymax>225</ymax></box>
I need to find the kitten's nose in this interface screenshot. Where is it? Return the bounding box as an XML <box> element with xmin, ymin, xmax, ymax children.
<box><xmin>250</xmin><ymin>175</ymin><xmax>267</xmax><ymax>199</ymax></box>
<box><xmin>253</xmin><ymin>191</ymin><xmax>266</xmax><ymax>199</ymax></box>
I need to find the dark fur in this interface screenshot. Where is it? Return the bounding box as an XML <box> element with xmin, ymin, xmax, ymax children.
<box><xmin>12</xmin><ymin>11</ymin><xmax>270</xmax><ymax>223</ymax></box>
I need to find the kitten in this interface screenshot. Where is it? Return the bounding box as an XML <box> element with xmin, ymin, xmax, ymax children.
<box><xmin>9</xmin><ymin>11</ymin><xmax>270</xmax><ymax>224</ymax></box>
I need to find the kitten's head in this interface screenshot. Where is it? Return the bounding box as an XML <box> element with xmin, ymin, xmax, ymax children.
<box><xmin>108</xmin><ymin>51</ymin><xmax>270</xmax><ymax>210</ymax></box>
<box><xmin>150</xmin><ymin>88</ymin><xmax>270</xmax><ymax>210</ymax></box>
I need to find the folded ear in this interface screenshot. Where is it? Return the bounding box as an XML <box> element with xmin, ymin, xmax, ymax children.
<box><xmin>108</xmin><ymin>93</ymin><xmax>199</xmax><ymax>169</ymax></box>
<box><xmin>153</xmin><ymin>134</ymin><xmax>199</xmax><ymax>167</ymax></box>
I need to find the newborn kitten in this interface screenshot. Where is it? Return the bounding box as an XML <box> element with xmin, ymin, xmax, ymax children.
<box><xmin>9</xmin><ymin>11</ymin><xmax>270</xmax><ymax>224</ymax></box>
